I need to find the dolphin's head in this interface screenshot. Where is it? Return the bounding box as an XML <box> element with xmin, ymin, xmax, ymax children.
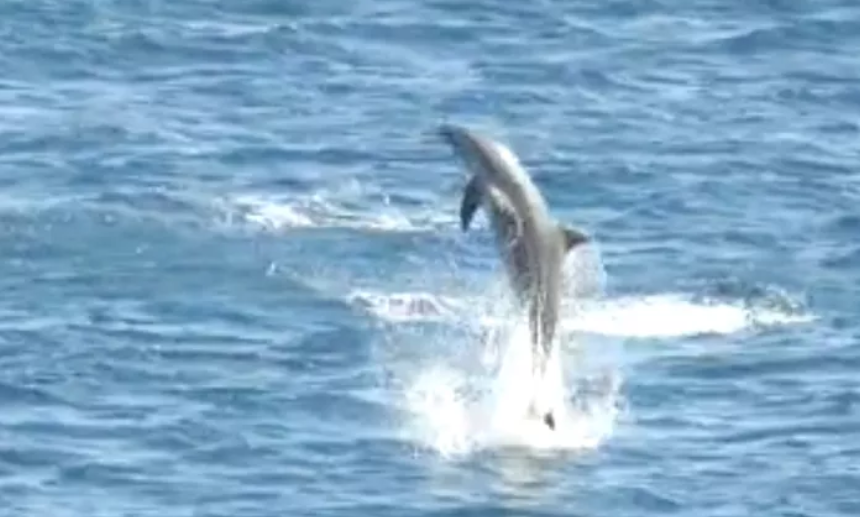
<box><xmin>438</xmin><ymin>124</ymin><xmax>508</xmax><ymax>185</ymax></box>
<box><xmin>438</xmin><ymin>123</ymin><xmax>476</xmax><ymax>150</ymax></box>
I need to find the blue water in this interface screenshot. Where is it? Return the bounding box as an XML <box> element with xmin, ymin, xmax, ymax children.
<box><xmin>1</xmin><ymin>0</ymin><xmax>859</xmax><ymax>515</ymax></box>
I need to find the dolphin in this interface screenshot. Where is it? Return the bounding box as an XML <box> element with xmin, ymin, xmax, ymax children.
<box><xmin>438</xmin><ymin>124</ymin><xmax>590</xmax><ymax>430</ymax></box>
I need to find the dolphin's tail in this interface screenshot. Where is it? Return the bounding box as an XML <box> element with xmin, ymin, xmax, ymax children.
<box><xmin>535</xmin><ymin>352</ymin><xmax>556</xmax><ymax>431</ymax></box>
<box><xmin>527</xmin><ymin>347</ymin><xmax>557</xmax><ymax>431</ymax></box>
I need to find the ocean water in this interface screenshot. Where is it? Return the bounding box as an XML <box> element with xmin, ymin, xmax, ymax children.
<box><xmin>1</xmin><ymin>0</ymin><xmax>858</xmax><ymax>515</ymax></box>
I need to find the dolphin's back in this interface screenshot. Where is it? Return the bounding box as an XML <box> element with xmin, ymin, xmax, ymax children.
<box><xmin>441</xmin><ymin>125</ymin><xmax>550</xmax><ymax>223</ymax></box>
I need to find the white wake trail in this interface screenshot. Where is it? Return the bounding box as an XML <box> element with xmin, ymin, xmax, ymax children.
<box><xmin>353</xmin><ymin>290</ymin><xmax>814</xmax><ymax>339</ymax></box>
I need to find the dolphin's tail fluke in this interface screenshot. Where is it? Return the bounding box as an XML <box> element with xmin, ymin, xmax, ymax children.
<box><xmin>527</xmin><ymin>401</ymin><xmax>557</xmax><ymax>431</ymax></box>
<box><xmin>543</xmin><ymin>412</ymin><xmax>556</xmax><ymax>430</ymax></box>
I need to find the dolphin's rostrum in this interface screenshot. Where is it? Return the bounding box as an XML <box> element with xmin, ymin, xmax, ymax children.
<box><xmin>439</xmin><ymin>124</ymin><xmax>590</xmax><ymax>430</ymax></box>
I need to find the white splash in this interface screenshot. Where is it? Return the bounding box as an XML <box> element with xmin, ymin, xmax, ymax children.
<box><xmin>403</xmin><ymin>365</ymin><xmax>474</xmax><ymax>457</ymax></box>
<box><xmin>482</xmin><ymin>323</ymin><xmax>620</xmax><ymax>452</ymax></box>
<box><xmin>400</xmin><ymin>319</ymin><xmax>623</xmax><ymax>458</ymax></box>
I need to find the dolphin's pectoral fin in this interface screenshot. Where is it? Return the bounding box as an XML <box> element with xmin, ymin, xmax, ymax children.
<box><xmin>559</xmin><ymin>224</ymin><xmax>589</xmax><ymax>253</ymax></box>
<box><xmin>460</xmin><ymin>177</ymin><xmax>482</xmax><ymax>231</ymax></box>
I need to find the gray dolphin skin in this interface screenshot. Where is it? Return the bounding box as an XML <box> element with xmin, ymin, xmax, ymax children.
<box><xmin>439</xmin><ymin>124</ymin><xmax>590</xmax><ymax>431</ymax></box>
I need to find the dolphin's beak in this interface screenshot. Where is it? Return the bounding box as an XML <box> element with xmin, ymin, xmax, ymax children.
<box><xmin>437</xmin><ymin>124</ymin><xmax>458</xmax><ymax>146</ymax></box>
<box><xmin>439</xmin><ymin>124</ymin><xmax>483</xmax><ymax>165</ymax></box>
<box><xmin>438</xmin><ymin>123</ymin><xmax>471</xmax><ymax>147</ymax></box>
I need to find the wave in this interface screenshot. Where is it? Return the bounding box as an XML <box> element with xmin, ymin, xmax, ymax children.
<box><xmin>0</xmin><ymin>182</ymin><xmax>457</xmax><ymax>236</ymax></box>
<box><xmin>218</xmin><ymin>189</ymin><xmax>457</xmax><ymax>234</ymax></box>
<box><xmin>347</xmin><ymin>290</ymin><xmax>459</xmax><ymax>323</ymax></box>
<box><xmin>349</xmin><ymin>289</ymin><xmax>815</xmax><ymax>339</ymax></box>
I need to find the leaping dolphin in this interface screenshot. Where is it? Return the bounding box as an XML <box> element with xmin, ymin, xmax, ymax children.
<box><xmin>439</xmin><ymin>124</ymin><xmax>590</xmax><ymax>430</ymax></box>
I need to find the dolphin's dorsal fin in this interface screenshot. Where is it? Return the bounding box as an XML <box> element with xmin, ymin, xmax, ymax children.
<box><xmin>460</xmin><ymin>176</ymin><xmax>482</xmax><ymax>231</ymax></box>
<box><xmin>559</xmin><ymin>224</ymin><xmax>589</xmax><ymax>253</ymax></box>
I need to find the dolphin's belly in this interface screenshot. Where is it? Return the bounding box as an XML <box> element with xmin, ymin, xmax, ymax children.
<box><xmin>503</xmin><ymin>241</ymin><xmax>534</xmax><ymax>301</ymax></box>
<box><xmin>480</xmin><ymin>187</ymin><xmax>554</xmax><ymax>309</ymax></box>
<box><xmin>496</xmin><ymin>229</ymin><xmax>544</xmax><ymax>304</ymax></box>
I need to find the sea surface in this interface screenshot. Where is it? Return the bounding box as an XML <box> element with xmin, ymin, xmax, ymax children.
<box><xmin>1</xmin><ymin>0</ymin><xmax>859</xmax><ymax>515</ymax></box>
